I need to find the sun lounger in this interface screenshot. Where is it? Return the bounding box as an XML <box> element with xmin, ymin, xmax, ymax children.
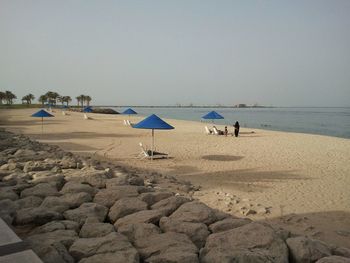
<box><xmin>83</xmin><ymin>114</ymin><xmax>90</xmax><ymax>120</ymax></box>
<box><xmin>126</xmin><ymin>120</ymin><xmax>133</xmax><ymax>126</ymax></box>
<box><xmin>138</xmin><ymin>143</ymin><xmax>168</xmax><ymax>159</ymax></box>
<box><xmin>205</xmin><ymin>126</ymin><xmax>213</xmax><ymax>135</ymax></box>
<box><xmin>213</xmin><ymin>127</ymin><xmax>224</xmax><ymax>135</ymax></box>
<box><xmin>123</xmin><ymin>120</ymin><xmax>128</xmax><ymax>125</ymax></box>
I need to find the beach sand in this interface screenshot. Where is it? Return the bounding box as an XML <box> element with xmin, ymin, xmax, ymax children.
<box><xmin>1</xmin><ymin>108</ymin><xmax>350</xmax><ymax>248</ymax></box>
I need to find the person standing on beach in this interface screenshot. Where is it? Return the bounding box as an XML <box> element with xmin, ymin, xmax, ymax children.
<box><xmin>224</xmin><ymin>126</ymin><xmax>228</xmax><ymax>136</ymax></box>
<box><xmin>234</xmin><ymin>121</ymin><xmax>240</xmax><ymax>137</ymax></box>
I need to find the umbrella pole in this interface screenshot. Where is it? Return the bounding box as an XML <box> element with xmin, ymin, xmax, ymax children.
<box><xmin>41</xmin><ymin>117</ymin><xmax>43</xmax><ymax>138</ymax></box>
<box><xmin>151</xmin><ymin>129</ymin><xmax>154</xmax><ymax>161</ymax></box>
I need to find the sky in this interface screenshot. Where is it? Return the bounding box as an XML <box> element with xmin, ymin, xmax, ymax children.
<box><xmin>0</xmin><ymin>1</ymin><xmax>349</xmax><ymax>107</ymax></box>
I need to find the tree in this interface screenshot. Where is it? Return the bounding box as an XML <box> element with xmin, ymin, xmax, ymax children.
<box><xmin>45</xmin><ymin>91</ymin><xmax>60</xmax><ymax>105</ymax></box>
<box><xmin>21</xmin><ymin>95</ymin><xmax>28</xmax><ymax>104</ymax></box>
<box><xmin>78</xmin><ymin>94</ymin><xmax>85</xmax><ymax>107</ymax></box>
<box><xmin>62</xmin><ymin>96</ymin><xmax>72</xmax><ymax>106</ymax></box>
<box><xmin>85</xmin><ymin>95</ymin><xmax>92</xmax><ymax>106</ymax></box>
<box><xmin>5</xmin><ymin>91</ymin><xmax>16</xmax><ymax>105</ymax></box>
<box><xmin>57</xmin><ymin>96</ymin><xmax>64</xmax><ymax>105</ymax></box>
<box><xmin>76</xmin><ymin>96</ymin><xmax>81</xmax><ymax>107</ymax></box>
<box><xmin>0</xmin><ymin>91</ymin><xmax>5</xmax><ymax>104</ymax></box>
<box><xmin>22</xmin><ymin>94</ymin><xmax>35</xmax><ymax>104</ymax></box>
<box><xmin>38</xmin><ymin>95</ymin><xmax>48</xmax><ymax>107</ymax></box>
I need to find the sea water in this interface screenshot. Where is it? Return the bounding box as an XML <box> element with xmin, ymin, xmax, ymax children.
<box><xmin>111</xmin><ymin>107</ymin><xmax>350</xmax><ymax>139</ymax></box>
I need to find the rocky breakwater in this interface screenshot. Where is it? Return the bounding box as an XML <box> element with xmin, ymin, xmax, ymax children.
<box><xmin>68</xmin><ymin>108</ymin><xmax>119</xmax><ymax>114</ymax></box>
<box><xmin>0</xmin><ymin>128</ymin><xmax>350</xmax><ymax>263</ymax></box>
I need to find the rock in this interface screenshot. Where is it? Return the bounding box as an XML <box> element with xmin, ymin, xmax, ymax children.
<box><xmin>30</xmin><ymin>241</ymin><xmax>75</xmax><ymax>263</ymax></box>
<box><xmin>63</xmin><ymin>167</ymin><xmax>113</xmax><ymax>188</ymax></box>
<box><xmin>243</xmin><ymin>208</ymin><xmax>257</xmax><ymax>216</ymax></box>
<box><xmin>316</xmin><ymin>256</ymin><xmax>350</xmax><ymax>263</ymax></box>
<box><xmin>117</xmin><ymin>223</ymin><xmax>161</xmax><ymax>243</ymax></box>
<box><xmin>79</xmin><ymin>252</ymin><xmax>138</xmax><ymax>263</ymax></box>
<box><xmin>108</xmin><ymin>197</ymin><xmax>148</xmax><ymax>223</ymax></box>
<box><xmin>200</xmin><ymin>222</ymin><xmax>289</xmax><ymax>263</ymax></box>
<box><xmin>114</xmin><ymin>209</ymin><xmax>164</xmax><ymax>229</ymax></box>
<box><xmin>0</xmin><ymin>199</ymin><xmax>17</xmax><ymax>224</ymax></box>
<box><xmin>333</xmin><ymin>247</ymin><xmax>350</xmax><ymax>258</ymax></box>
<box><xmin>40</xmin><ymin>196</ymin><xmax>70</xmax><ymax>213</ymax></box>
<box><xmin>105</xmin><ymin>177</ymin><xmax>129</xmax><ymax>187</ymax></box>
<box><xmin>61</xmin><ymin>192</ymin><xmax>92</xmax><ymax>208</ymax></box>
<box><xmin>13</xmin><ymin>149</ymin><xmax>36</xmax><ymax>157</ymax></box>
<box><xmin>59</xmin><ymin>156</ymin><xmax>78</xmax><ymax>169</ymax></box>
<box><xmin>134</xmin><ymin>232</ymin><xmax>198</xmax><ymax>263</ymax></box>
<box><xmin>20</xmin><ymin>183</ymin><xmax>59</xmax><ymax>198</ymax></box>
<box><xmin>93</xmin><ymin>186</ymin><xmax>139</xmax><ymax>208</ymax></box>
<box><xmin>127</xmin><ymin>175</ymin><xmax>144</xmax><ymax>186</ymax></box>
<box><xmin>60</xmin><ymin>182</ymin><xmax>97</xmax><ymax>196</ymax></box>
<box><xmin>23</xmin><ymin>161</ymin><xmax>55</xmax><ymax>172</ymax></box>
<box><xmin>63</xmin><ymin>202</ymin><xmax>108</xmax><ymax>225</ymax></box>
<box><xmin>138</xmin><ymin>191</ymin><xmax>174</xmax><ymax>206</ymax></box>
<box><xmin>0</xmin><ymin>162</ymin><xmax>19</xmax><ymax>171</ymax></box>
<box><xmin>0</xmin><ymin>187</ymin><xmax>19</xmax><ymax>201</ymax></box>
<box><xmin>69</xmin><ymin>232</ymin><xmax>139</xmax><ymax>262</ymax></box>
<box><xmin>209</xmin><ymin>217</ymin><xmax>252</xmax><ymax>233</ymax></box>
<box><xmin>170</xmin><ymin>201</ymin><xmax>218</xmax><ymax>225</ymax></box>
<box><xmin>15</xmin><ymin>207</ymin><xmax>63</xmax><ymax>225</ymax></box>
<box><xmin>14</xmin><ymin>196</ymin><xmax>43</xmax><ymax>209</ymax></box>
<box><xmin>31</xmin><ymin>174</ymin><xmax>65</xmax><ymax>190</ymax></box>
<box><xmin>286</xmin><ymin>236</ymin><xmax>331</xmax><ymax>263</ymax></box>
<box><xmin>27</xmin><ymin>229</ymin><xmax>78</xmax><ymax>248</ymax></box>
<box><xmin>160</xmin><ymin>216</ymin><xmax>209</xmax><ymax>248</ymax></box>
<box><xmin>30</xmin><ymin>220</ymin><xmax>80</xmax><ymax>235</ymax></box>
<box><xmin>79</xmin><ymin>223</ymin><xmax>115</xmax><ymax>238</ymax></box>
<box><xmin>151</xmin><ymin>195</ymin><xmax>190</xmax><ymax>216</ymax></box>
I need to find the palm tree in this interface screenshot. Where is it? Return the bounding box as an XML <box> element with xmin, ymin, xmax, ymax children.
<box><xmin>79</xmin><ymin>94</ymin><xmax>85</xmax><ymax>108</ymax></box>
<box><xmin>22</xmin><ymin>95</ymin><xmax>28</xmax><ymax>104</ymax></box>
<box><xmin>57</xmin><ymin>96</ymin><xmax>64</xmax><ymax>105</ymax></box>
<box><xmin>38</xmin><ymin>95</ymin><xmax>48</xmax><ymax>107</ymax></box>
<box><xmin>45</xmin><ymin>91</ymin><xmax>60</xmax><ymax>105</ymax></box>
<box><xmin>62</xmin><ymin>96</ymin><xmax>72</xmax><ymax>106</ymax></box>
<box><xmin>22</xmin><ymin>94</ymin><xmax>35</xmax><ymax>104</ymax></box>
<box><xmin>76</xmin><ymin>96</ymin><xmax>81</xmax><ymax>107</ymax></box>
<box><xmin>85</xmin><ymin>95</ymin><xmax>92</xmax><ymax>106</ymax></box>
<box><xmin>0</xmin><ymin>91</ymin><xmax>5</xmax><ymax>104</ymax></box>
<box><xmin>5</xmin><ymin>91</ymin><xmax>16</xmax><ymax>105</ymax></box>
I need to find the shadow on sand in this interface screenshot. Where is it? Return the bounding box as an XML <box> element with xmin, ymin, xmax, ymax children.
<box><xmin>25</xmin><ymin>131</ymin><xmax>138</xmax><ymax>140</ymax></box>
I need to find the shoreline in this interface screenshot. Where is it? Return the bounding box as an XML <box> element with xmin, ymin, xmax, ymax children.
<box><xmin>1</xmin><ymin>108</ymin><xmax>350</xmax><ymax>248</ymax></box>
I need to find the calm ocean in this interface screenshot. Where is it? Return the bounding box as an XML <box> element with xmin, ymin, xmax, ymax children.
<box><xmin>110</xmin><ymin>107</ymin><xmax>350</xmax><ymax>139</ymax></box>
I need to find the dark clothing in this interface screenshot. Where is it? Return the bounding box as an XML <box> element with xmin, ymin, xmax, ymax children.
<box><xmin>234</xmin><ymin>121</ymin><xmax>240</xmax><ymax>137</ymax></box>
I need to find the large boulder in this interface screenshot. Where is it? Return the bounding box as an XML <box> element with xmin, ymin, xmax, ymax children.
<box><xmin>29</xmin><ymin>240</ymin><xmax>74</xmax><ymax>263</ymax></box>
<box><xmin>69</xmin><ymin>232</ymin><xmax>139</xmax><ymax>262</ymax></box>
<box><xmin>159</xmin><ymin>216</ymin><xmax>209</xmax><ymax>248</ymax></box>
<box><xmin>200</xmin><ymin>222</ymin><xmax>289</xmax><ymax>263</ymax></box>
<box><xmin>14</xmin><ymin>195</ymin><xmax>43</xmax><ymax>209</ymax></box>
<box><xmin>20</xmin><ymin>183</ymin><xmax>59</xmax><ymax>198</ymax></box>
<box><xmin>138</xmin><ymin>191</ymin><xmax>174</xmax><ymax>206</ymax></box>
<box><xmin>169</xmin><ymin>201</ymin><xmax>218</xmax><ymax>225</ymax></box>
<box><xmin>0</xmin><ymin>199</ymin><xmax>17</xmax><ymax>224</ymax></box>
<box><xmin>40</xmin><ymin>196</ymin><xmax>70</xmax><ymax>213</ymax></box>
<box><xmin>286</xmin><ymin>236</ymin><xmax>331</xmax><ymax>263</ymax></box>
<box><xmin>93</xmin><ymin>185</ymin><xmax>140</xmax><ymax>208</ymax></box>
<box><xmin>60</xmin><ymin>182</ymin><xmax>97</xmax><ymax>196</ymax></box>
<box><xmin>63</xmin><ymin>202</ymin><xmax>108</xmax><ymax>225</ymax></box>
<box><xmin>26</xmin><ymin>229</ymin><xmax>78</xmax><ymax>248</ymax></box>
<box><xmin>31</xmin><ymin>174</ymin><xmax>65</xmax><ymax>190</ymax></box>
<box><xmin>114</xmin><ymin>209</ymin><xmax>164</xmax><ymax>229</ymax></box>
<box><xmin>209</xmin><ymin>217</ymin><xmax>252</xmax><ymax>233</ymax></box>
<box><xmin>79</xmin><ymin>252</ymin><xmax>138</xmax><ymax>263</ymax></box>
<box><xmin>316</xmin><ymin>256</ymin><xmax>350</xmax><ymax>263</ymax></box>
<box><xmin>108</xmin><ymin>197</ymin><xmax>148</xmax><ymax>223</ymax></box>
<box><xmin>333</xmin><ymin>247</ymin><xmax>350</xmax><ymax>258</ymax></box>
<box><xmin>30</xmin><ymin>220</ymin><xmax>80</xmax><ymax>235</ymax></box>
<box><xmin>63</xmin><ymin>167</ymin><xmax>113</xmax><ymax>188</ymax></box>
<box><xmin>0</xmin><ymin>187</ymin><xmax>19</xmax><ymax>201</ymax></box>
<box><xmin>79</xmin><ymin>222</ymin><xmax>115</xmax><ymax>238</ymax></box>
<box><xmin>23</xmin><ymin>160</ymin><xmax>55</xmax><ymax>172</ymax></box>
<box><xmin>134</xmin><ymin>232</ymin><xmax>198</xmax><ymax>263</ymax></box>
<box><xmin>117</xmin><ymin>223</ymin><xmax>161</xmax><ymax>243</ymax></box>
<box><xmin>41</xmin><ymin>192</ymin><xmax>92</xmax><ymax>213</ymax></box>
<box><xmin>151</xmin><ymin>195</ymin><xmax>190</xmax><ymax>216</ymax></box>
<box><xmin>15</xmin><ymin>207</ymin><xmax>63</xmax><ymax>225</ymax></box>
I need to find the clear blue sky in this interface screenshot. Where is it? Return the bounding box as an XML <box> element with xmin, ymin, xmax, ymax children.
<box><xmin>1</xmin><ymin>0</ymin><xmax>349</xmax><ymax>106</ymax></box>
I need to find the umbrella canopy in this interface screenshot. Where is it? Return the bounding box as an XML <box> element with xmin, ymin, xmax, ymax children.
<box><xmin>31</xmin><ymin>109</ymin><xmax>54</xmax><ymax>118</ymax></box>
<box><xmin>122</xmin><ymin>108</ymin><xmax>137</xmax><ymax>115</ymax></box>
<box><xmin>202</xmin><ymin>111</ymin><xmax>224</xmax><ymax>120</ymax></box>
<box><xmin>31</xmin><ymin>109</ymin><xmax>54</xmax><ymax>136</ymax></box>
<box><xmin>133</xmin><ymin>114</ymin><xmax>174</xmax><ymax>130</ymax></box>
<box><xmin>133</xmin><ymin>114</ymin><xmax>174</xmax><ymax>160</ymax></box>
<box><xmin>83</xmin><ymin>106</ymin><xmax>93</xmax><ymax>113</ymax></box>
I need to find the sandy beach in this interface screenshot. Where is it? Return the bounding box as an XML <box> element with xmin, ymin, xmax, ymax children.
<box><xmin>1</xmin><ymin>108</ymin><xmax>350</xmax><ymax>248</ymax></box>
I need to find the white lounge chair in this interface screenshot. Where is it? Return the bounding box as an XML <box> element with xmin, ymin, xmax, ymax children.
<box><xmin>213</xmin><ymin>127</ymin><xmax>224</xmax><ymax>135</ymax></box>
<box><xmin>123</xmin><ymin>120</ymin><xmax>128</xmax><ymax>126</ymax></box>
<box><xmin>83</xmin><ymin>114</ymin><xmax>90</xmax><ymax>120</ymax></box>
<box><xmin>205</xmin><ymin>126</ymin><xmax>213</xmax><ymax>135</ymax></box>
<box><xmin>126</xmin><ymin>120</ymin><xmax>133</xmax><ymax>126</ymax></box>
<box><xmin>62</xmin><ymin>111</ymin><xmax>66</xmax><ymax>116</ymax></box>
<box><xmin>138</xmin><ymin>143</ymin><xmax>168</xmax><ymax>159</ymax></box>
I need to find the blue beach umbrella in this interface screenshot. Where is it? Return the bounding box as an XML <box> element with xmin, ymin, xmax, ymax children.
<box><xmin>122</xmin><ymin>108</ymin><xmax>137</xmax><ymax>115</ymax></box>
<box><xmin>202</xmin><ymin>111</ymin><xmax>224</xmax><ymax>123</ymax></box>
<box><xmin>133</xmin><ymin>114</ymin><xmax>174</xmax><ymax>159</ymax></box>
<box><xmin>83</xmin><ymin>106</ymin><xmax>93</xmax><ymax>113</ymax></box>
<box><xmin>31</xmin><ymin>109</ymin><xmax>54</xmax><ymax>135</ymax></box>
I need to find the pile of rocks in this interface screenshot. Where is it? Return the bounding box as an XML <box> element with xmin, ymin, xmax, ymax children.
<box><xmin>0</xmin><ymin>128</ymin><xmax>349</xmax><ymax>263</ymax></box>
